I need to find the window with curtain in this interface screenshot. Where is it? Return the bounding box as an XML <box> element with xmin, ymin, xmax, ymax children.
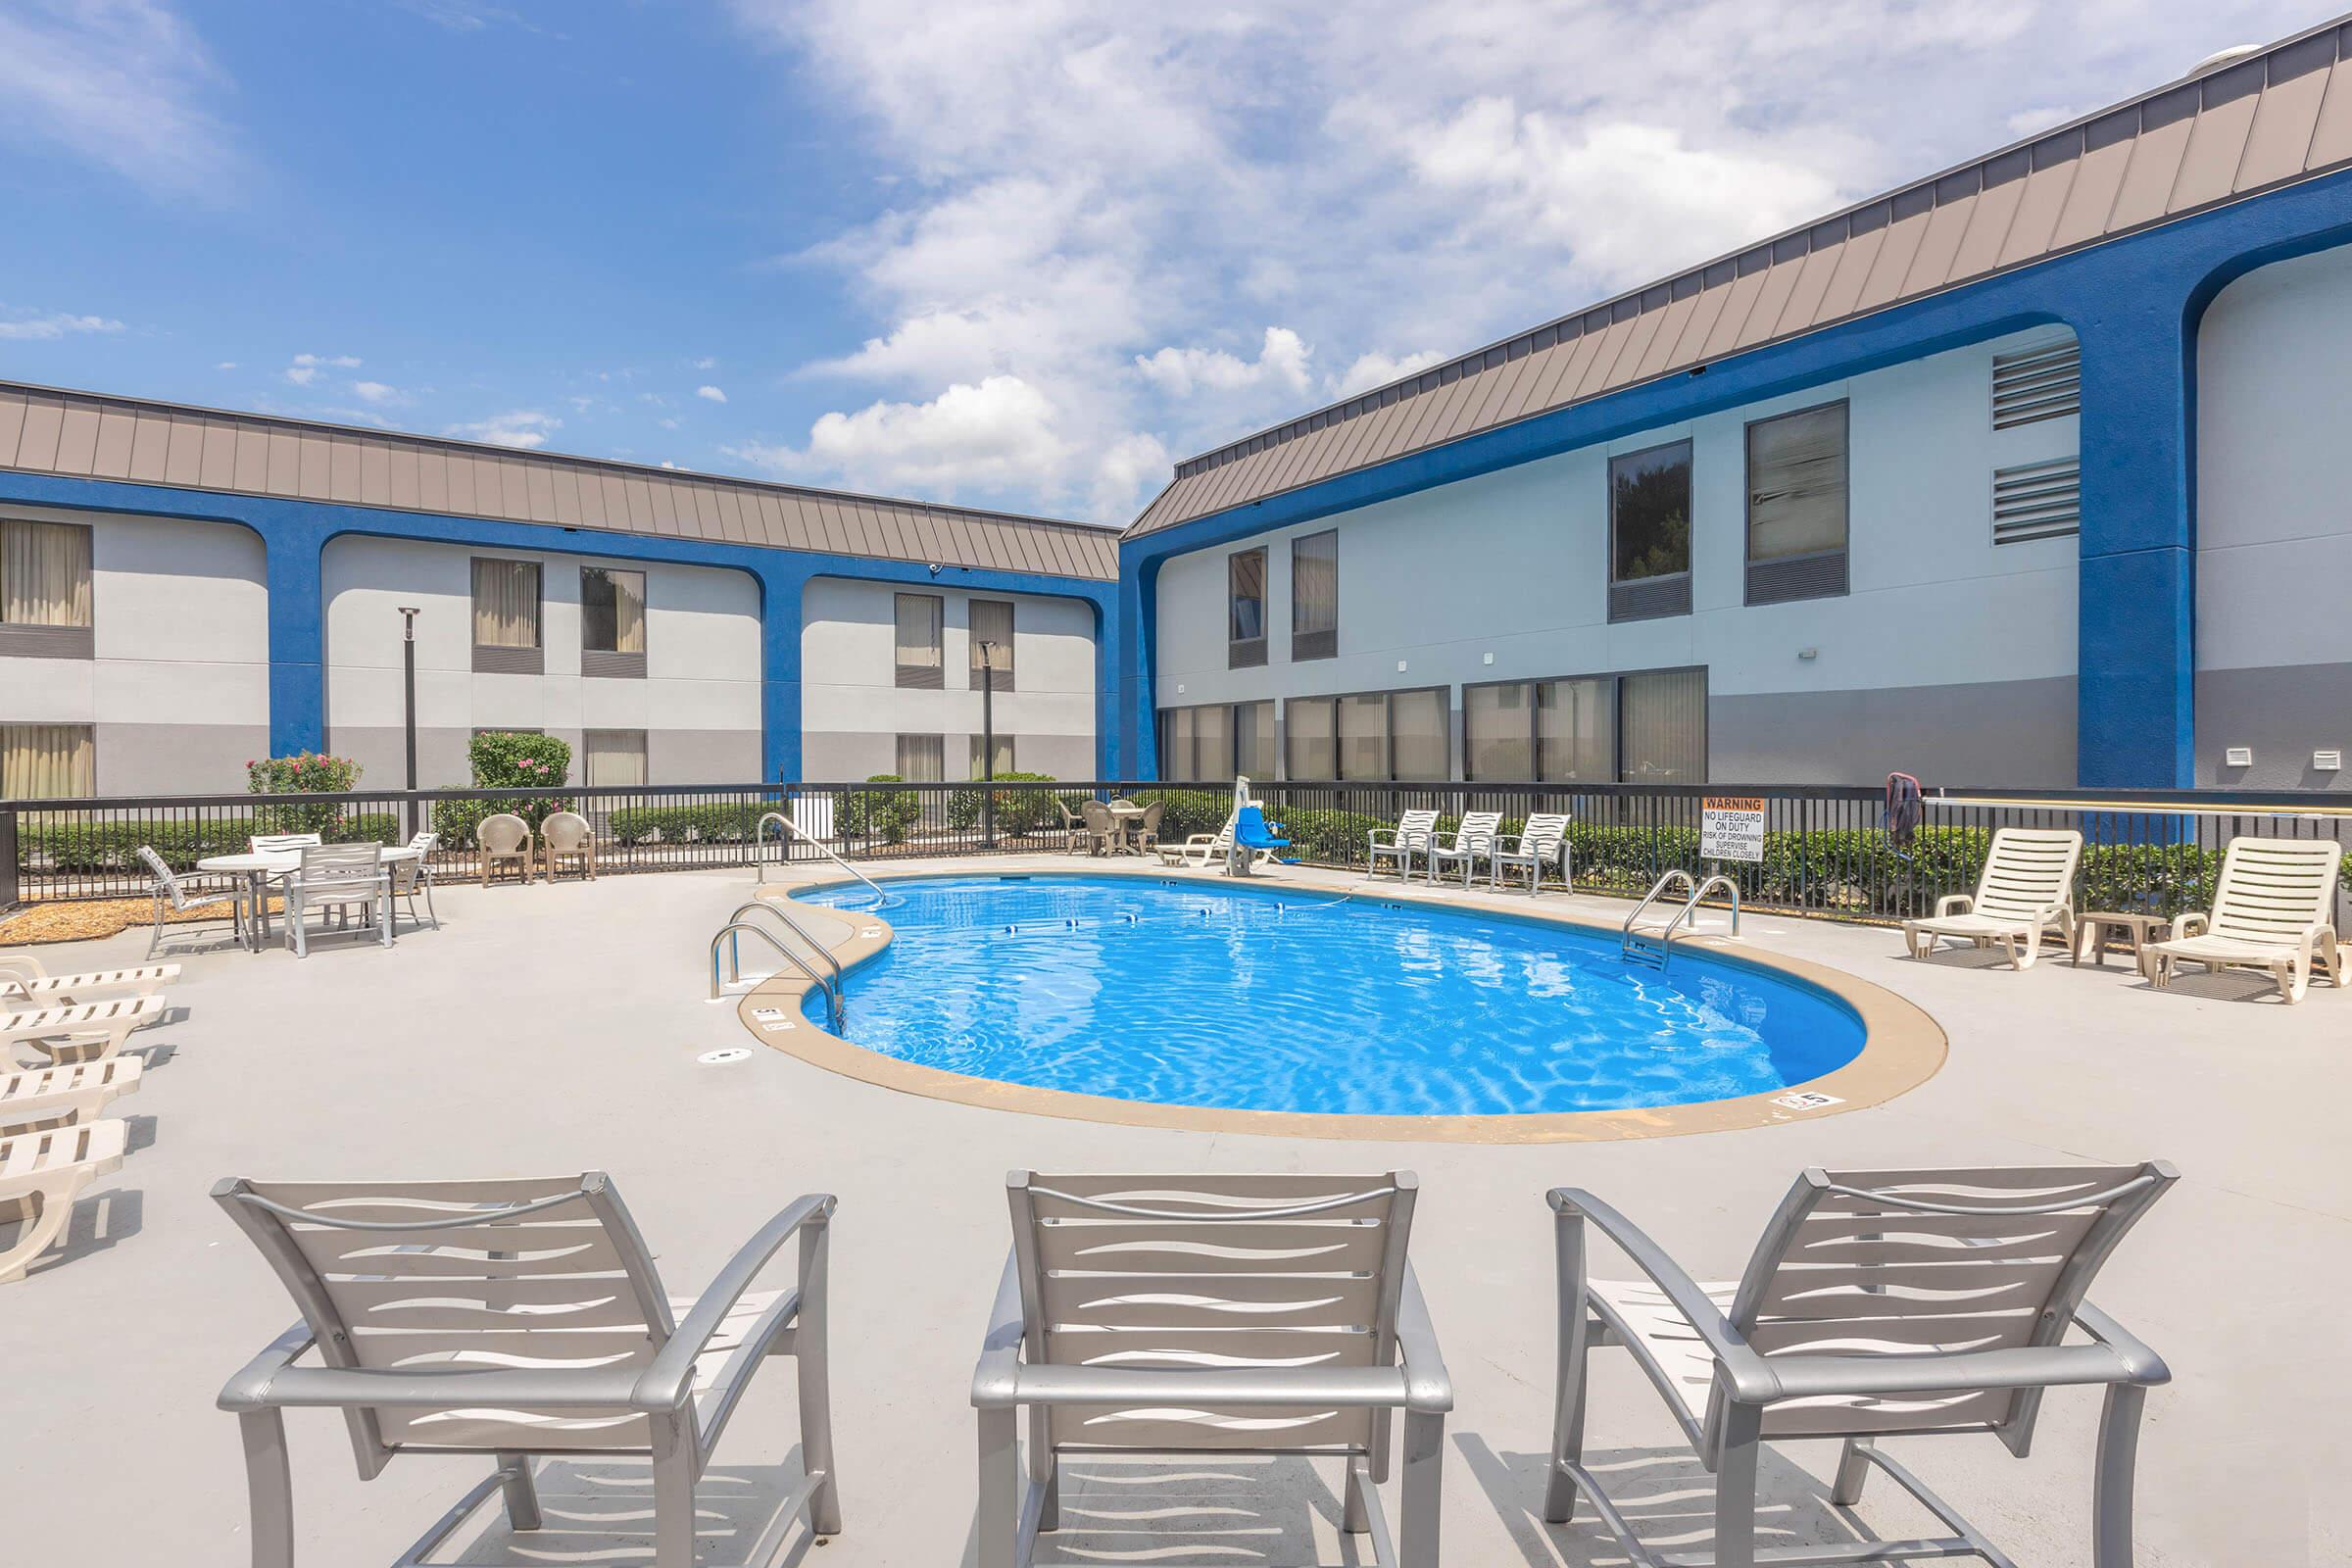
<box><xmin>1746</xmin><ymin>402</ymin><xmax>1848</xmax><ymax>603</ymax></box>
<box><xmin>1</xmin><ymin>722</ymin><xmax>94</xmax><ymax>799</ymax></box>
<box><xmin>1465</xmin><ymin>683</ymin><xmax>1535</xmax><ymax>781</ymax></box>
<box><xmin>895</xmin><ymin>733</ymin><xmax>945</xmax><ymax>781</ymax></box>
<box><xmin>1286</xmin><ymin>697</ymin><xmax>1337</xmax><ymax>779</ymax></box>
<box><xmin>582</xmin><ymin>729</ymin><xmax>649</xmax><ymax>788</ymax></box>
<box><xmin>580</xmin><ymin>567</ymin><xmax>646</xmax><ymax>654</ymax></box>
<box><xmin>471</xmin><ymin>559</ymin><xmax>541</xmax><ymax>648</ymax></box>
<box><xmin>1338</xmin><ymin>693</ymin><xmax>1389</xmax><ymax>781</ymax></box>
<box><xmin>968</xmin><ymin>732</ymin><xmax>1016</xmax><ymax>779</ymax></box>
<box><xmin>1618</xmin><ymin>668</ymin><xmax>1707</xmax><ymax>782</ymax></box>
<box><xmin>1</xmin><ymin>519</ymin><xmax>93</xmax><ymax>627</ymax></box>
<box><xmin>1228</xmin><ymin>548</ymin><xmax>1267</xmax><ymax>668</ymax></box>
<box><xmin>1389</xmin><ymin>688</ymin><xmax>1447</xmax><ymax>780</ymax></box>
<box><xmin>1235</xmin><ymin>701</ymin><xmax>1277</xmax><ymax>779</ymax></box>
<box><xmin>1538</xmin><ymin>676</ymin><xmax>1616</xmax><ymax>781</ymax></box>
<box><xmin>894</xmin><ymin>593</ymin><xmax>945</xmax><ymax>689</ymax></box>
<box><xmin>968</xmin><ymin>598</ymin><xmax>1015</xmax><ymax>691</ymax></box>
<box><xmin>1290</xmin><ymin>530</ymin><xmax>1338</xmax><ymax>660</ymax></box>
<box><xmin>1158</xmin><ymin>707</ymin><xmax>1196</xmax><ymax>779</ymax></box>
<box><xmin>1193</xmin><ymin>705</ymin><xmax>1235</xmax><ymax>782</ymax></box>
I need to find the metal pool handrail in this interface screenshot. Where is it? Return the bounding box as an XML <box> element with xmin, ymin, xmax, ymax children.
<box><xmin>709</xmin><ymin>921</ymin><xmax>840</xmax><ymax>1027</ymax></box>
<box><xmin>756</xmin><ymin>808</ymin><xmax>891</xmax><ymax>907</ymax></box>
<box><xmin>727</xmin><ymin>900</ymin><xmax>846</xmax><ymax>1014</ymax></box>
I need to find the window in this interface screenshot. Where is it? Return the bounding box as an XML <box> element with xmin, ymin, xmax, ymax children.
<box><xmin>1228</xmin><ymin>548</ymin><xmax>1267</xmax><ymax>668</ymax></box>
<box><xmin>1745</xmin><ymin>402</ymin><xmax>1848</xmax><ymax>604</ymax></box>
<box><xmin>1463</xmin><ymin>669</ymin><xmax>1699</xmax><ymax>783</ymax></box>
<box><xmin>968</xmin><ymin>599</ymin><xmax>1015</xmax><ymax>691</ymax></box>
<box><xmin>1291</xmin><ymin>530</ymin><xmax>1338</xmax><ymax>660</ymax></box>
<box><xmin>582</xmin><ymin>729</ymin><xmax>649</xmax><ymax>788</ymax></box>
<box><xmin>1159</xmin><ymin>702</ymin><xmax>1273</xmax><ymax>781</ymax></box>
<box><xmin>2</xmin><ymin>722</ymin><xmax>94</xmax><ymax>798</ymax></box>
<box><xmin>580</xmin><ymin>567</ymin><xmax>646</xmax><ymax>677</ymax></box>
<box><xmin>1286</xmin><ymin>689</ymin><xmax>1448</xmax><ymax>781</ymax></box>
<box><xmin>894</xmin><ymin>593</ymin><xmax>945</xmax><ymax>689</ymax></box>
<box><xmin>1285</xmin><ymin>697</ymin><xmax>1337</xmax><ymax>779</ymax></box>
<box><xmin>1609</xmin><ymin>441</ymin><xmax>1692</xmax><ymax>621</ymax></box>
<box><xmin>1389</xmin><ymin>688</ymin><xmax>1447</xmax><ymax>779</ymax></box>
<box><xmin>895</xmin><ymin>733</ymin><xmax>945</xmax><ymax>782</ymax></box>
<box><xmin>968</xmin><ymin>732</ymin><xmax>1015</xmax><ymax>779</ymax></box>
<box><xmin>471</xmin><ymin>558</ymin><xmax>543</xmax><ymax>673</ymax></box>
<box><xmin>1234</xmin><ymin>701</ymin><xmax>1276</xmax><ymax>779</ymax></box>
<box><xmin>1</xmin><ymin>518</ymin><xmax>95</xmax><ymax>659</ymax></box>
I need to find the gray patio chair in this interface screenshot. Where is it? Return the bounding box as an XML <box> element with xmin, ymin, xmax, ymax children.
<box><xmin>1491</xmin><ymin>811</ymin><xmax>1572</xmax><ymax>894</ymax></box>
<box><xmin>391</xmin><ymin>832</ymin><xmax>439</xmax><ymax>932</ymax></box>
<box><xmin>282</xmin><ymin>843</ymin><xmax>391</xmax><ymax>957</ymax></box>
<box><xmin>540</xmin><ymin>810</ymin><xmax>598</xmax><ymax>882</ymax></box>
<box><xmin>1368</xmin><ymin>809</ymin><xmax>1439</xmax><ymax>880</ymax></box>
<box><xmin>1078</xmin><ymin>799</ymin><xmax>1119</xmax><ymax>857</ymax></box>
<box><xmin>477</xmin><ymin>812</ymin><xmax>534</xmax><ymax>886</ymax></box>
<box><xmin>1131</xmin><ymin>799</ymin><xmax>1165</xmax><ymax>856</ymax></box>
<box><xmin>214</xmin><ymin>1173</ymin><xmax>842</xmax><ymax>1568</ymax></box>
<box><xmin>1052</xmin><ymin>797</ymin><xmax>1087</xmax><ymax>852</ymax></box>
<box><xmin>136</xmin><ymin>845</ymin><xmax>243</xmax><ymax>958</ymax></box>
<box><xmin>974</xmin><ymin>1171</ymin><xmax>1450</xmax><ymax>1568</ymax></box>
<box><xmin>1544</xmin><ymin>1162</ymin><xmax>2177</xmax><ymax>1568</ymax></box>
<box><xmin>248</xmin><ymin>831</ymin><xmax>323</xmax><ymax>854</ymax></box>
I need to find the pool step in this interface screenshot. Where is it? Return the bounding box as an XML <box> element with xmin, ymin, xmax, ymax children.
<box><xmin>1621</xmin><ymin>933</ymin><xmax>1671</xmax><ymax>971</ymax></box>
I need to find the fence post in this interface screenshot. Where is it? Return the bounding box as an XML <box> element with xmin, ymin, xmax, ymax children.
<box><xmin>0</xmin><ymin>808</ymin><xmax>17</xmax><ymax>913</ymax></box>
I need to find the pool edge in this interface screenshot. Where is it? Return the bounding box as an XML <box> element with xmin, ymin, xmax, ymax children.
<box><xmin>734</xmin><ymin>864</ymin><xmax>1948</xmax><ymax>1146</ymax></box>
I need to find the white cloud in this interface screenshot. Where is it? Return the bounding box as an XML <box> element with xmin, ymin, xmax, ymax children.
<box><xmin>696</xmin><ymin>384</ymin><xmax>728</xmax><ymax>403</ymax></box>
<box><xmin>0</xmin><ymin>310</ymin><xmax>125</xmax><ymax>341</ymax></box>
<box><xmin>1328</xmin><ymin>348</ymin><xmax>1446</xmax><ymax>400</ymax></box>
<box><xmin>0</xmin><ymin>1</ymin><xmax>242</xmax><ymax>199</ymax></box>
<box><xmin>736</xmin><ymin>374</ymin><xmax>1073</xmax><ymax>499</ymax></box>
<box><xmin>1136</xmin><ymin>327</ymin><xmax>1312</xmax><ymax>398</ymax></box>
<box><xmin>693</xmin><ymin>356</ymin><xmax>717</xmax><ymax>369</ymax></box>
<box><xmin>446</xmin><ymin>410</ymin><xmax>561</xmax><ymax>450</ymax></box>
<box><xmin>215</xmin><ymin>360</ymin><xmax>236</xmax><ymax>370</ymax></box>
<box><xmin>1091</xmin><ymin>430</ymin><xmax>1171</xmax><ymax>519</ymax></box>
<box><xmin>285</xmin><ymin>351</ymin><xmax>362</xmax><ymax>387</ymax></box>
<box><xmin>350</xmin><ymin>380</ymin><xmax>403</xmax><ymax>405</ymax></box>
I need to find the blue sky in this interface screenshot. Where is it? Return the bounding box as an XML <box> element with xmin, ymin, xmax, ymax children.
<box><xmin>0</xmin><ymin>1</ymin><xmax>2336</xmax><ymax>524</ymax></box>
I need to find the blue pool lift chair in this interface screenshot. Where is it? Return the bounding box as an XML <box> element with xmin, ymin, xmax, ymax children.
<box><xmin>1227</xmin><ymin>805</ymin><xmax>1291</xmax><ymax>877</ymax></box>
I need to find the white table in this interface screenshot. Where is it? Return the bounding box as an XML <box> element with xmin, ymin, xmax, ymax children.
<box><xmin>1104</xmin><ymin>802</ymin><xmax>1150</xmax><ymax>856</ymax></box>
<box><xmin>197</xmin><ymin>846</ymin><xmax>420</xmax><ymax>953</ymax></box>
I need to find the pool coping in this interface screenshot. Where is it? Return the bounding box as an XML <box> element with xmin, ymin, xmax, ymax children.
<box><xmin>732</xmin><ymin>861</ymin><xmax>1948</xmax><ymax>1145</ymax></box>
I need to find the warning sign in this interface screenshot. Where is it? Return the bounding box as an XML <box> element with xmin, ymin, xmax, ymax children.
<box><xmin>1699</xmin><ymin>797</ymin><xmax>1767</xmax><ymax>862</ymax></box>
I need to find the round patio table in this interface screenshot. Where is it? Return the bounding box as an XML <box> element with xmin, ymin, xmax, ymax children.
<box><xmin>196</xmin><ymin>845</ymin><xmax>421</xmax><ymax>953</ymax></box>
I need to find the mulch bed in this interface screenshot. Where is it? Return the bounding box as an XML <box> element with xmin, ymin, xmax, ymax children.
<box><xmin>0</xmin><ymin>897</ymin><xmax>282</xmax><ymax>948</ymax></box>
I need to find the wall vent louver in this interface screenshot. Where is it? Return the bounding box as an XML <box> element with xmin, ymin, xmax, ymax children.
<box><xmin>1993</xmin><ymin>457</ymin><xmax>2082</xmax><ymax>543</ymax></box>
<box><xmin>1991</xmin><ymin>338</ymin><xmax>2082</xmax><ymax>429</ymax></box>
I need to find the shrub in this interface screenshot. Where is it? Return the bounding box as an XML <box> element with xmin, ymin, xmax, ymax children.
<box><xmin>244</xmin><ymin>751</ymin><xmax>366</xmax><ymax>838</ymax></box>
<box><xmin>25</xmin><ymin>812</ymin><xmax>400</xmax><ymax>872</ymax></box>
<box><xmin>605</xmin><ymin>803</ymin><xmax>774</xmax><ymax>846</ymax></box>
<box><xmin>945</xmin><ymin>773</ymin><xmax>1063</xmax><ymax>836</ymax></box>
<box><xmin>432</xmin><ymin>731</ymin><xmax>574</xmax><ymax>843</ymax></box>
<box><xmin>836</xmin><ymin>775</ymin><xmax>922</xmax><ymax>844</ymax></box>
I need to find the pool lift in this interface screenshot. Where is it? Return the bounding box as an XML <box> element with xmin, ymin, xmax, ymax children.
<box><xmin>1224</xmin><ymin>776</ymin><xmax>1293</xmax><ymax>878</ymax></box>
<box><xmin>1621</xmin><ymin>867</ymin><xmax>1740</xmax><ymax>971</ymax></box>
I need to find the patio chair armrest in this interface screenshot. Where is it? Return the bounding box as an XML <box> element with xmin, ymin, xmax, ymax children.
<box><xmin>2172</xmin><ymin>912</ymin><xmax>2208</xmax><ymax>938</ymax></box>
<box><xmin>218</xmin><ymin>1320</ymin><xmax>320</xmax><ymax>1411</ymax></box>
<box><xmin>1763</xmin><ymin>1340</ymin><xmax>2159</xmax><ymax>1400</ymax></box>
<box><xmin>971</xmin><ymin>1250</ymin><xmax>1028</xmax><ymax>1409</ymax></box>
<box><xmin>1395</xmin><ymin>1263</ymin><xmax>1454</xmax><ymax>1414</ymax></box>
<box><xmin>632</xmin><ymin>1192</ymin><xmax>835</xmax><ymax>1413</ymax></box>
<box><xmin>1935</xmin><ymin>894</ymin><xmax>1973</xmax><ymax>916</ymax></box>
<box><xmin>1548</xmin><ymin>1187</ymin><xmax>1780</xmax><ymax>1404</ymax></box>
<box><xmin>224</xmin><ymin>1349</ymin><xmax>643</xmax><ymax>1412</ymax></box>
<box><xmin>2071</xmin><ymin>1299</ymin><xmax>2172</xmax><ymax>1385</ymax></box>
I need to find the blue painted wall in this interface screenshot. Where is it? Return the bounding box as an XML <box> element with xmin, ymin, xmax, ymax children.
<box><xmin>0</xmin><ymin>472</ymin><xmax>1126</xmax><ymax>781</ymax></box>
<box><xmin>1117</xmin><ymin>169</ymin><xmax>2352</xmax><ymax>789</ymax></box>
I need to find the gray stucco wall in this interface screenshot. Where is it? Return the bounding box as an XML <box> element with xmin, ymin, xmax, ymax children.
<box><xmin>1709</xmin><ymin>676</ymin><xmax>2079</xmax><ymax>788</ymax></box>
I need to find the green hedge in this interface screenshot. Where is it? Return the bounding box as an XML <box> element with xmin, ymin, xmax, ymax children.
<box><xmin>605</xmin><ymin>804</ymin><xmax>779</xmax><ymax>846</ymax></box>
<box><xmin>836</xmin><ymin>776</ymin><xmax>922</xmax><ymax>844</ymax></box>
<box><xmin>947</xmin><ymin>773</ymin><xmax>1064</xmax><ymax>836</ymax></box>
<box><xmin>24</xmin><ymin>812</ymin><xmax>402</xmax><ymax>873</ymax></box>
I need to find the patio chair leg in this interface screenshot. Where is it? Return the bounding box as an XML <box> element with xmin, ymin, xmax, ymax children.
<box><xmin>650</xmin><ymin>1416</ymin><xmax>699</xmax><ymax>1568</ymax></box>
<box><xmin>238</xmin><ymin>1408</ymin><xmax>297</xmax><ymax>1568</ymax></box>
<box><xmin>798</xmin><ymin>1220</ymin><xmax>844</xmax><ymax>1538</ymax></box>
<box><xmin>2091</xmin><ymin>1384</ymin><xmax>2145</xmax><ymax>1568</ymax></box>
<box><xmin>1343</xmin><ymin>1457</ymin><xmax>1373</xmax><ymax>1533</ymax></box>
<box><xmin>423</xmin><ymin>879</ymin><xmax>439</xmax><ymax>929</ymax></box>
<box><xmin>1831</xmin><ymin>1438</ymin><xmax>1871</xmax><ymax>1506</ymax></box>
<box><xmin>1396</xmin><ymin>1407</ymin><xmax>1445</xmax><ymax>1568</ymax></box>
<box><xmin>976</xmin><ymin>1405</ymin><xmax>1020</xmax><ymax>1568</ymax></box>
<box><xmin>496</xmin><ymin>1452</ymin><xmax>544</xmax><ymax>1531</ymax></box>
<box><xmin>1711</xmin><ymin>1401</ymin><xmax>1764</xmax><ymax>1568</ymax></box>
<box><xmin>1544</xmin><ymin>1207</ymin><xmax>1591</xmax><ymax>1524</ymax></box>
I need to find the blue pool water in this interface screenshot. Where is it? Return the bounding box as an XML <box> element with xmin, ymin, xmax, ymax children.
<box><xmin>794</xmin><ymin>875</ymin><xmax>1865</xmax><ymax>1117</ymax></box>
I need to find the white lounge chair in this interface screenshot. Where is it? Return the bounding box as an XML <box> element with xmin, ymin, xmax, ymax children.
<box><xmin>0</xmin><ymin>1058</ymin><xmax>142</xmax><ymax>1140</ymax></box>
<box><xmin>0</xmin><ymin>1119</ymin><xmax>127</xmax><ymax>1283</ymax></box>
<box><xmin>1368</xmin><ymin>808</ymin><xmax>1439</xmax><ymax>880</ymax></box>
<box><xmin>973</xmin><ymin>1171</ymin><xmax>1449</xmax><ymax>1568</ymax></box>
<box><xmin>1902</xmin><ymin>826</ymin><xmax>2081</xmax><ymax>968</ymax></box>
<box><xmin>1427</xmin><ymin>810</ymin><xmax>1503</xmax><ymax>887</ymax></box>
<box><xmin>1156</xmin><ymin>811</ymin><xmax>1277</xmax><ymax>869</ymax></box>
<box><xmin>1545</xmin><ymin>1162</ymin><xmax>2176</xmax><ymax>1568</ymax></box>
<box><xmin>4</xmin><ymin>996</ymin><xmax>169</xmax><ymax>1067</ymax></box>
<box><xmin>2145</xmin><ymin>836</ymin><xmax>2345</xmax><ymax>1003</ymax></box>
<box><xmin>214</xmin><ymin>1173</ymin><xmax>843</xmax><ymax>1568</ymax></box>
<box><xmin>1490</xmin><ymin>812</ymin><xmax>1571</xmax><ymax>893</ymax></box>
<box><xmin>0</xmin><ymin>955</ymin><xmax>179</xmax><ymax>1008</ymax></box>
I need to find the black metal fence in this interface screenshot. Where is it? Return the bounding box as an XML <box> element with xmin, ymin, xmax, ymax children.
<box><xmin>4</xmin><ymin>778</ymin><xmax>2348</xmax><ymax>928</ymax></box>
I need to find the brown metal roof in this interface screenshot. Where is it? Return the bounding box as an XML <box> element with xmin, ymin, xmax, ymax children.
<box><xmin>0</xmin><ymin>380</ymin><xmax>1119</xmax><ymax>582</ymax></box>
<box><xmin>1130</xmin><ymin>18</ymin><xmax>2352</xmax><ymax>540</ymax></box>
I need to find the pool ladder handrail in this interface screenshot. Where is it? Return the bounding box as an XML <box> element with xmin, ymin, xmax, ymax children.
<box><xmin>710</xmin><ymin>900</ymin><xmax>845</xmax><ymax>1025</ymax></box>
<box><xmin>1622</xmin><ymin>869</ymin><xmax>1741</xmax><ymax>969</ymax></box>
<box><xmin>755</xmin><ymin>808</ymin><xmax>890</xmax><ymax>909</ymax></box>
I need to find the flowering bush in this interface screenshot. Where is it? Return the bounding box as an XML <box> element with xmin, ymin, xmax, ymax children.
<box><xmin>431</xmin><ymin>731</ymin><xmax>575</xmax><ymax>841</ymax></box>
<box><xmin>244</xmin><ymin>752</ymin><xmax>366</xmax><ymax>838</ymax></box>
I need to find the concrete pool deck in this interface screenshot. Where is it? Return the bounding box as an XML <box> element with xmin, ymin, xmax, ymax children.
<box><xmin>4</xmin><ymin>857</ymin><xmax>2343</xmax><ymax>1567</ymax></box>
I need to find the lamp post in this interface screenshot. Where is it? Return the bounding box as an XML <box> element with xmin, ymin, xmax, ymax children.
<box><xmin>977</xmin><ymin>638</ymin><xmax>1001</xmax><ymax>848</ymax></box>
<box><xmin>398</xmin><ymin>607</ymin><xmax>421</xmax><ymax>838</ymax></box>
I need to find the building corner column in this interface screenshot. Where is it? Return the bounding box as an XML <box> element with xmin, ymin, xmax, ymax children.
<box><xmin>263</xmin><ymin>516</ymin><xmax>330</xmax><ymax>759</ymax></box>
<box><xmin>758</xmin><ymin>561</ymin><xmax>811</xmax><ymax>782</ymax></box>
<box><xmin>1117</xmin><ymin>554</ymin><xmax>1159</xmax><ymax>782</ymax></box>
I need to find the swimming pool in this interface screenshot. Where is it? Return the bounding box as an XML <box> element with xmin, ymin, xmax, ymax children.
<box><xmin>793</xmin><ymin>874</ymin><xmax>1866</xmax><ymax>1118</ymax></box>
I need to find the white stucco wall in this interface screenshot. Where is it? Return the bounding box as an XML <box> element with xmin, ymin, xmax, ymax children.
<box><xmin>1152</xmin><ymin>325</ymin><xmax>2082</xmax><ymax>784</ymax></box>
<box><xmin>799</xmin><ymin>576</ymin><xmax>1097</xmax><ymax>779</ymax></box>
<box><xmin>321</xmin><ymin>536</ymin><xmax>761</xmax><ymax>785</ymax></box>
<box><xmin>2194</xmin><ymin>242</ymin><xmax>2352</xmax><ymax>787</ymax></box>
<box><xmin>0</xmin><ymin>504</ymin><xmax>270</xmax><ymax>792</ymax></box>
